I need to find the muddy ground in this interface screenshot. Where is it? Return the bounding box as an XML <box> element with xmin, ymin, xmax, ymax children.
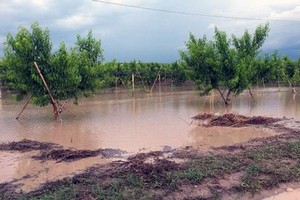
<box><xmin>1</xmin><ymin>114</ymin><xmax>300</xmax><ymax>200</ymax></box>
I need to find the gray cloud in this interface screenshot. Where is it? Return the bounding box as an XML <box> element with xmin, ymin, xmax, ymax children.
<box><xmin>1</xmin><ymin>0</ymin><xmax>300</xmax><ymax>61</ymax></box>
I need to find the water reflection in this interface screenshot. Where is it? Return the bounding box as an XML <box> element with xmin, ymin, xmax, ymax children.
<box><xmin>232</xmin><ymin>87</ymin><xmax>298</xmax><ymax>119</ymax></box>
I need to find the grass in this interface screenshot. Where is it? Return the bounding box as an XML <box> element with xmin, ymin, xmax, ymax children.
<box><xmin>2</xmin><ymin>140</ymin><xmax>300</xmax><ymax>200</ymax></box>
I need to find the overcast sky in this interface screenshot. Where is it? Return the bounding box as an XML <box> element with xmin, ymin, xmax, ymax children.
<box><xmin>0</xmin><ymin>0</ymin><xmax>300</xmax><ymax>62</ymax></box>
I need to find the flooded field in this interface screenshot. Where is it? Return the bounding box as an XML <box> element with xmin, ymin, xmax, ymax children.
<box><xmin>0</xmin><ymin>86</ymin><xmax>299</xmax><ymax>193</ymax></box>
<box><xmin>1</xmin><ymin>87</ymin><xmax>295</xmax><ymax>152</ymax></box>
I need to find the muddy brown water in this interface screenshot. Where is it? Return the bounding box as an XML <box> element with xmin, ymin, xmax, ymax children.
<box><xmin>0</xmin><ymin>86</ymin><xmax>299</xmax><ymax>192</ymax></box>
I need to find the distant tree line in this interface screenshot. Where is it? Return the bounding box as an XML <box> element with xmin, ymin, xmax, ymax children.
<box><xmin>0</xmin><ymin>22</ymin><xmax>300</xmax><ymax>113</ymax></box>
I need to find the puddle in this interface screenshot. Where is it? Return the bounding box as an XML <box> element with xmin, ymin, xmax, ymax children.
<box><xmin>0</xmin><ymin>151</ymin><xmax>109</xmax><ymax>192</ymax></box>
<box><xmin>0</xmin><ymin>151</ymin><xmax>31</xmax><ymax>183</ymax></box>
<box><xmin>264</xmin><ymin>188</ymin><xmax>300</xmax><ymax>200</ymax></box>
<box><xmin>189</xmin><ymin>126</ymin><xmax>278</xmax><ymax>149</ymax></box>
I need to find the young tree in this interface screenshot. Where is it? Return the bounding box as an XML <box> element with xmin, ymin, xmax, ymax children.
<box><xmin>281</xmin><ymin>55</ymin><xmax>300</xmax><ymax>88</ymax></box>
<box><xmin>3</xmin><ymin>23</ymin><xmax>104</xmax><ymax>119</ymax></box>
<box><xmin>270</xmin><ymin>51</ymin><xmax>285</xmax><ymax>87</ymax></box>
<box><xmin>180</xmin><ymin>24</ymin><xmax>270</xmax><ymax>105</ymax></box>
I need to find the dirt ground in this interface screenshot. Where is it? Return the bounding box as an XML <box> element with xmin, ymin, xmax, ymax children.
<box><xmin>1</xmin><ymin>113</ymin><xmax>300</xmax><ymax>200</ymax></box>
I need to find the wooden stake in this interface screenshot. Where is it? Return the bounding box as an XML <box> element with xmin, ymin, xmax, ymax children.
<box><xmin>150</xmin><ymin>71</ymin><xmax>161</xmax><ymax>93</ymax></box>
<box><xmin>16</xmin><ymin>95</ymin><xmax>32</xmax><ymax>120</ymax></box>
<box><xmin>33</xmin><ymin>62</ymin><xmax>59</xmax><ymax>119</ymax></box>
<box><xmin>132</xmin><ymin>73</ymin><xmax>135</xmax><ymax>93</ymax></box>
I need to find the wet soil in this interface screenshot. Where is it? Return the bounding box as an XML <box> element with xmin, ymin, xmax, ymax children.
<box><xmin>1</xmin><ymin>114</ymin><xmax>300</xmax><ymax>199</ymax></box>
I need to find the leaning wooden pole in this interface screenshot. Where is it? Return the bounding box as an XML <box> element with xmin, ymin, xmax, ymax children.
<box><xmin>132</xmin><ymin>73</ymin><xmax>135</xmax><ymax>93</ymax></box>
<box><xmin>33</xmin><ymin>62</ymin><xmax>59</xmax><ymax>119</ymax></box>
<box><xmin>16</xmin><ymin>95</ymin><xmax>33</xmax><ymax>120</ymax></box>
<box><xmin>149</xmin><ymin>70</ymin><xmax>161</xmax><ymax>93</ymax></box>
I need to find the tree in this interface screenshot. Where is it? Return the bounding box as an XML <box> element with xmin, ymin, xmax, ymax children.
<box><xmin>3</xmin><ymin>23</ymin><xmax>104</xmax><ymax>119</ymax></box>
<box><xmin>180</xmin><ymin>24</ymin><xmax>270</xmax><ymax>105</ymax></box>
<box><xmin>281</xmin><ymin>55</ymin><xmax>300</xmax><ymax>88</ymax></box>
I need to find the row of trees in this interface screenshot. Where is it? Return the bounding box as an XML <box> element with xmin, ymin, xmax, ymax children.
<box><xmin>0</xmin><ymin>22</ymin><xmax>300</xmax><ymax>115</ymax></box>
<box><xmin>100</xmin><ymin>60</ymin><xmax>187</xmax><ymax>92</ymax></box>
<box><xmin>254</xmin><ymin>52</ymin><xmax>300</xmax><ymax>88</ymax></box>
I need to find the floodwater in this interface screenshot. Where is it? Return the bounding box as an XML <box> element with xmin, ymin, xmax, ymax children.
<box><xmin>0</xmin><ymin>86</ymin><xmax>299</xmax><ymax>191</ymax></box>
<box><xmin>264</xmin><ymin>188</ymin><xmax>300</xmax><ymax>200</ymax></box>
<box><xmin>1</xmin><ymin>86</ymin><xmax>295</xmax><ymax>152</ymax></box>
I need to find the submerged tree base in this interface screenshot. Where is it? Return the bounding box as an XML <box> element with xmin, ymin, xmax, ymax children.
<box><xmin>1</xmin><ymin>117</ymin><xmax>300</xmax><ymax>199</ymax></box>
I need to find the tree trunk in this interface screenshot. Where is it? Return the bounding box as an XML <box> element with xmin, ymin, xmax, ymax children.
<box><xmin>217</xmin><ymin>88</ymin><xmax>231</xmax><ymax>105</ymax></box>
<box><xmin>225</xmin><ymin>90</ymin><xmax>232</xmax><ymax>105</ymax></box>
<box><xmin>248</xmin><ymin>87</ymin><xmax>256</xmax><ymax>102</ymax></box>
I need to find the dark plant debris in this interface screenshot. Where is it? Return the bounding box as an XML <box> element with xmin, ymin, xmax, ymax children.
<box><xmin>0</xmin><ymin>139</ymin><xmax>60</xmax><ymax>152</ymax></box>
<box><xmin>0</xmin><ymin>139</ymin><xmax>125</xmax><ymax>162</ymax></box>
<box><xmin>192</xmin><ymin>113</ymin><xmax>281</xmax><ymax>127</ymax></box>
<box><xmin>33</xmin><ymin>148</ymin><xmax>125</xmax><ymax>162</ymax></box>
